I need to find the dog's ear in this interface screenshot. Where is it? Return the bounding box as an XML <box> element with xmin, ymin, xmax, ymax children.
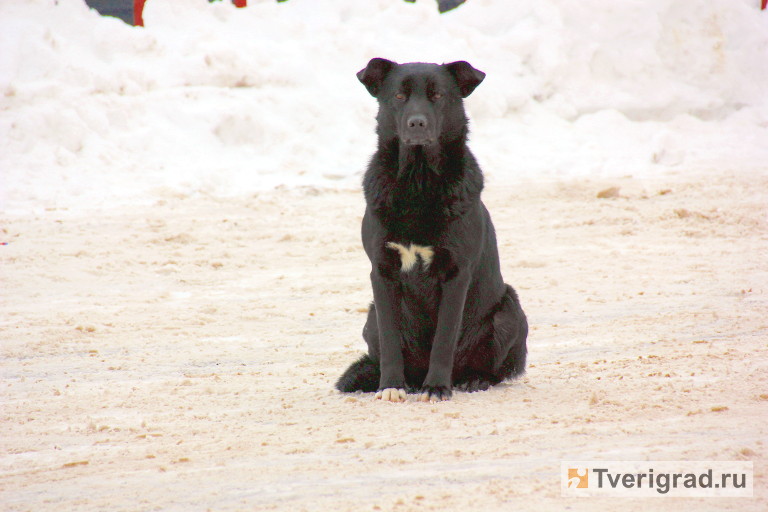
<box><xmin>444</xmin><ymin>61</ymin><xmax>486</xmax><ymax>98</ymax></box>
<box><xmin>357</xmin><ymin>58</ymin><xmax>397</xmax><ymax>98</ymax></box>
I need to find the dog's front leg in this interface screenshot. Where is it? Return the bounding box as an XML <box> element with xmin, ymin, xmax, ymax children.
<box><xmin>420</xmin><ymin>268</ymin><xmax>470</xmax><ymax>402</ymax></box>
<box><xmin>370</xmin><ymin>267</ymin><xmax>407</xmax><ymax>402</ymax></box>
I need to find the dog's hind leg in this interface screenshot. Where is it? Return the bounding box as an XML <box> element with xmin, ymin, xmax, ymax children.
<box><xmin>491</xmin><ymin>284</ymin><xmax>528</xmax><ymax>381</ymax></box>
<box><xmin>451</xmin><ymin>285</ymin><xmax>527</xmax><ymax>393</ymax></box>
<box><xmin>453</xmin><ymin>374</ymin><xmax>498</xmax><ymax>392</ymax></box>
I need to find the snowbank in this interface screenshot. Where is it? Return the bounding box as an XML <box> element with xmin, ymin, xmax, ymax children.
<box><xmin>1</xmin><ymin>0</ymin><xmax>767</xmax><ymax>212</ymax></box>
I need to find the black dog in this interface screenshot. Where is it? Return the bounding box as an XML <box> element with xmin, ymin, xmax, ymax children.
<box><xmin>336</xmin><ymin>58</ymin><xmax>528</xmax><ymax>402</ymax></box>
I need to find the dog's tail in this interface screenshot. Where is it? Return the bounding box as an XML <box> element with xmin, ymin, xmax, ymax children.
<box><xmin>335</xmin><ymin>354</ymin><xmax>379</xmax><ymax>392</ymax></box>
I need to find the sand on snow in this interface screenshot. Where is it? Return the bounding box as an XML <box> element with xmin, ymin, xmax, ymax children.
<box><xmin>1</xmin><ymin>171</ymin><xmax>767</xmax><ymax>511</ymax></box>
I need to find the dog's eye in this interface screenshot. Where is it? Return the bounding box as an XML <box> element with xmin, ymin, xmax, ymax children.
<box><xmin>395</xmin><ymin>93</ymin><xmax>406</xmax><ymax>101</ymax></box>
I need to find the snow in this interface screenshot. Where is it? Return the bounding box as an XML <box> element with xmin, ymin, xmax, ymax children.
<box><xmin>3</xmin><ymin>3</ymin><xmax>768</xmax><ymax>509</ymax></box>
<box><xmin>3</xmin><ymin>172</ymin><xmax>768</xmax><ymax>510</ymax></box>
<box><xmin>1</xmin><ymin>0</ymin><xmax>767</xmax><ymax>213</ymax></box>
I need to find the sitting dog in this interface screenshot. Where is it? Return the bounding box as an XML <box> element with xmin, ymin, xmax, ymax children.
<box><xmin>336</xmin><ymin>58</ymin><xmax>528</xmax><ymax>402</ymax></box>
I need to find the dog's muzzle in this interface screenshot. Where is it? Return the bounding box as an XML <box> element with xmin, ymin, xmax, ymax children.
<box><xmin>402</xmin><ymin>114</ymin><xmax>436</xmax><ymax>146</ymax></box>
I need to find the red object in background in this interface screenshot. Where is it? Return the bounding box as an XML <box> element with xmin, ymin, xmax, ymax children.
<box><xmin>132</xmin><ymin>0</ymin><xmax>247</xmax><ymax>27</ymax></box>
<box><xmin>134</xmin><ymin>0</ymin><xmax>145</xmax><ymax>26</ymax></box>
<box><xmin>763</xmin><ymin>0</ymin><xmax>767</xmax><ymax>10</ymax></box>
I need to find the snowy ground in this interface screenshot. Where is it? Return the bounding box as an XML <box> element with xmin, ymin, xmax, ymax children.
<box><xmin>2</xmin><ymin>1</ymin><xmax>768</xmax><ymax>510</ymax></box>
<box><xmin>2</xmin><ymin>174</ymin><xmax>767</xmax><ymax>511</ymax></box>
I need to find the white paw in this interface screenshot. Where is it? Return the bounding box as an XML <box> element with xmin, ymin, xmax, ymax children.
<box><xmin>375</xmin><ymin>388</ymin><xmax>407</xmax><ymax>402</ymax></box>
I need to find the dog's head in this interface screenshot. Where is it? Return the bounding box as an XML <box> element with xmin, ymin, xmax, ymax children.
<box><xmin>357</xmin><ymin>58</ymin><xmax>485</xmax><ymax>146</ymax></box>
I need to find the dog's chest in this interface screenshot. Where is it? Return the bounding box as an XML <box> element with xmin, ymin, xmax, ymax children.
<box><xmin>386</xmin><ymin>242</ymin><xmax>434</xmax><ymax>273</ymax></box>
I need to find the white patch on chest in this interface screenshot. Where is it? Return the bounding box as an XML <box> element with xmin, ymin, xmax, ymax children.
<box><xmin>385</xmin><ymin>242</ymin><xmax>434</xmax><ymax>272</ymax></box>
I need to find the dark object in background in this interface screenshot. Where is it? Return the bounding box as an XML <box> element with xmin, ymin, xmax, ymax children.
<box><xmin>85</xmin><ymin>0</ymin><xmax>252</xmax><ymax>27</ymax></box>
<box><xmin>436</xmin><ymin>0</ymin><xmax>466</xmax><ymax>13</ymax></box>
<box><xmin>85</xmin><ymin>1</ymin><xmax>469</xmax><ymax>28</ymax></box>
<box><xmin>84</xmin><ymin>0</ymin><xmax>135</xmax><ymax>26</ymax></box>
<box><xmin>404</xmin><ymin>0</ymin><xmax>467</xmax><ymax>13</ymax></box>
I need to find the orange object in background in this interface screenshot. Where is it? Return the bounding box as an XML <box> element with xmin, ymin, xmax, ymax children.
<box><xmin>134</xmin><ymin>0</ymin><xmax>145</xmax><ymax>26</ymax></box>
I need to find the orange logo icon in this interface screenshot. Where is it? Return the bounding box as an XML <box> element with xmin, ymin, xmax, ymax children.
<box><xmin>568</xmin><ymin>468</ymin><xmax>589</xmax><ymax>488</ymax></box>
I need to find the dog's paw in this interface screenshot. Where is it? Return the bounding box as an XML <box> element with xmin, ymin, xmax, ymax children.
<box><xmin>375</xmin><ymin>388</ymin><xmax>407</xmax><ymax>402</ymax></box>
<box><xmin>418</xmin><ymin>385</ymin><xmax>452</xmax><ymax>402</ymax></box>
<box><xmin>454</xmin><ymin>378</ymin><xmax>493</xmax><ymax>392</ymax></box>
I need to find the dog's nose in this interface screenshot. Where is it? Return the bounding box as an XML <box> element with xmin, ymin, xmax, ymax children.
<box><xmin>403</xmin><ymin>113</ymin><xmax>434</xmax><ymax>145</ymax></box>
<box><xmin>407</xmin><ymin>115</ymin><xmax>428</xmax><ymax>129</ymax></box>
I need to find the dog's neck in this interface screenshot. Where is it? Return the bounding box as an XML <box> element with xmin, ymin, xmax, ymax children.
<box><xmin>396</xmin><ymin>143</ymin><xmax>442</xmax><ymax>180</ymax></box>
<box><xmin>379</xmin><ymin>130</ymin><xmax>468</xmax><ymax>180</ymax></box>
<box><xmin>366</xmin><ymin>130</ymin><xmax>483</xmax><ymax>226</ymax></box>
